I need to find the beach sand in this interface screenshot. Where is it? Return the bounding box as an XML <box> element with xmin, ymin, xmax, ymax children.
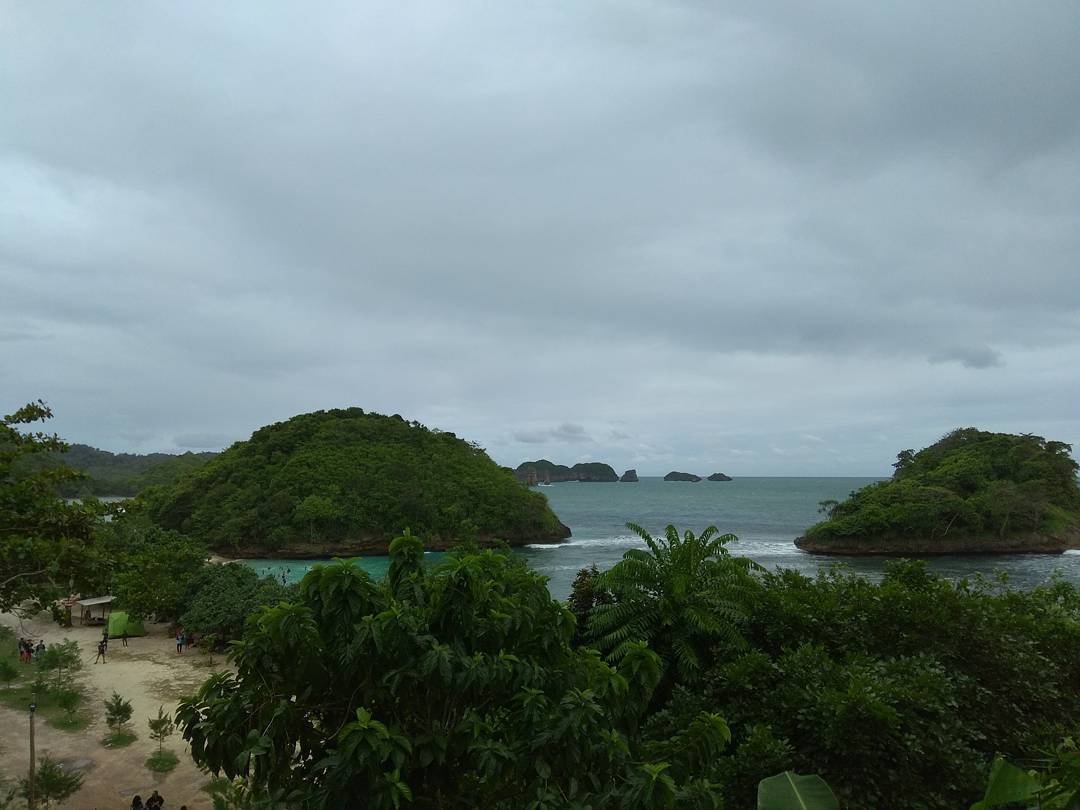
<box><xmin>0</xmin><ymin>611</ymin><xmax>222</xmax><ymax>809</ymax></box>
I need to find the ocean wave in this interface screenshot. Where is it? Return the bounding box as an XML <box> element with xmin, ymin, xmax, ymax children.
<box><xmin>527</xmin><ymin>534</ymin><xmax>645</xmax><ymax>550</ymax></box>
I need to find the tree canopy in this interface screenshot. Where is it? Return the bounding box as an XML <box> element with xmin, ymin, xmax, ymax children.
<box><xmin>799</xmin><ymin>428</ymin><xmax>1080</xmax><ymax>552</ymax></box>
<box><xmin>146</xmin><ymin>408</ymin><xmax>568</xmax><ymax>555</ymax></box>
<box><xmin>14</xmin><ymin>442</ymin><xmax>217</xmax><ymax>497</ymax></box>
<box><xmin>0</xmin><ymin>401</ymin><xmax>108</xmax><ymax>612</ymax></box>
<box><xmin>178</xmin><ymin>534</ymin><xmax>730</xmax><ymax>808</ymax></box>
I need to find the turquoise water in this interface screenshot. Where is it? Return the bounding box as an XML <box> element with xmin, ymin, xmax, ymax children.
<box><xmin>243</xmin><ymin>477</ymin><xmax>1080</xmax><ymax>599</ymax></box>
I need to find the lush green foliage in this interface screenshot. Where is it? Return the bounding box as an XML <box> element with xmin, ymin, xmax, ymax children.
<box><xmin>0</xmin><ymin>402</ymin><xmax>109</xmax><ymax>612</ymax></box>
<box><xmin>16</xmin><ymin>442</ymin><xmax>217</xmax><ymax>497</ymax></box>
<box><xmin>971</xmin><ymin>743</ymin><xmax>1080</xmax><ymax>809</ymax></box>
<box><xmin>180</xmin><ymin>563</ymin><xmax>291</xmax><ymax>642</ymax></box>
<box><xmin>20</xmin><ymin>757</ymin><xmax>83</xmax><ymax>809</ymax></box>
<box><xmin>805</xmin><ymin>428</ymin><xmax>1080</xmax><ymax>546</ymax></box>
<box><xmin>147</xmin><ymin>408</ymin><xmax>567</xmax><ymax>553</ymax></box>
<box><xmin>757</xmin><ymin>772</ymin><xmax>839</xmax><ymax>810</ymax></box>
<box><xmin>111</xmin><ymin>523</ymin><xmax>208</xmax><ymax>620</ymax></box>
<box><xmin>589</xmin><ymin>524</ymin><xmax>758</xmax><ymax>686</ymax></box>
<box><xmin>638</xmin><ymin>560</ymin><xmax>1080</xmax><ymax>809</ymax></box>
<box><xmin>178</xmin><ymin>534</ymin><xmax>734</xmax><ymax>808</ymax></box>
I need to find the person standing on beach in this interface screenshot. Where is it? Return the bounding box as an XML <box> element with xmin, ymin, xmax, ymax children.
<box><xmin>94</xmin><ymin>639</ymin><xmax>106</xmax><ymax>664</ymax></box>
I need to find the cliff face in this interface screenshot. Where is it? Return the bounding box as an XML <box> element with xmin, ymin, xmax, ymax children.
<box><xmin>664</xmin><ymin>471</ymin><xmax>702</xmax><ymax>482</ymax></box>
<box><xmin>707</xmin><ymin>472</ymin><xmax>733</xmax><ymax>482</ymax></box>
<box><xmin>795</xmin><ymin>526</ymin><xmax>1080</xmax><ymax>556</ymax></box>
<box><xmin>620</xmin><ymin>469</ymin><xmax>639</xmax><ymax>482</ymax></box>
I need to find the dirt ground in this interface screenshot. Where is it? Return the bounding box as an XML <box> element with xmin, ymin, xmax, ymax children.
<box><xmin>0</xmin><ymin>611</ymin><xmax>225</xmax><ymax>809</ymax></box>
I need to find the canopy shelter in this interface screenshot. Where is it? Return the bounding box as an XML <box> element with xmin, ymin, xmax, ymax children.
<box><xmin>76</xmin><ymin>595</ymin><xmax>115</xmax><ymax>626</ymax></box>
<box><xmin>107</xmin><ymin>611</ymin><xmax>146</xmax><ymax>638</ymax></box>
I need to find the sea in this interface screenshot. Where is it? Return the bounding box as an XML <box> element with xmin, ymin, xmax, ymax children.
<box><xmin>243</xmin><ymin>477</ymin><xmax>1080</xmax><ymax>600</ymax></box>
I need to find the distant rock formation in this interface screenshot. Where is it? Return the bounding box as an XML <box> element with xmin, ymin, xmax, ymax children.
<box><xmin>664</xmin><ymin>471</ymin><xmax>702</xmax><ymax>482</ymax></box>
<box><xmin>707</xmin><ymin>472</ymin><xmax>733</xmax><ymax>482</ymax></box>
<box><xmin>620</xmin><ymin>469</ymin><xmax>639</xmax><ymax>482</ymax></box>
<box><xmin>515</xmin><ymin>459</ymin><xmax>619</xmax><ymax>483</ymax></box>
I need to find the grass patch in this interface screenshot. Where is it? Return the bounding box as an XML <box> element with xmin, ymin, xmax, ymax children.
<box><xmin>102</xmin><ymin>729</ymin><xmax>138</xmax><ymax>748</ymax></box>
<box><xmin>146</xmin><ymin>749</ymin><xmax>180</xmax><ymax>773</ymax></box>
<box><xmin>0</xmin><ymin>681</ymin><xmax>62</xmax><ymax>712</ymax></box>
<box><xmin>48</xmin><ymin>712</ymin><xmax>91</xmax><ymax>732</ymax></box>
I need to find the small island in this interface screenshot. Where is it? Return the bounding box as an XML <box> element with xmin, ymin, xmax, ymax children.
<box><xmin>707</xmin><ymin>472</ymin><xmax>733</xmax><ymax>482</ymax></box>
<box><xmin>620</xmin><ymin>469</ymin><xmax>639</xmax><ymax>482</ymax></box>
<box><xmin>515</xmin><ymin>460</ymin><xmax>619</xmax><ymax>483</ymax></box>
<box><xmin>795</xmin><ymin>428</ymin><xmax>1080</xmax><ymax>555</ymax></box>
<box><xmin>664</xmin><ymin>471</ymin><xmax>702</xmax><ymax>482</ymax></box>
<box><xmin>146</xmin><ymin>408</ymin><xmax>571</xmax><ymax>556</ymax></box>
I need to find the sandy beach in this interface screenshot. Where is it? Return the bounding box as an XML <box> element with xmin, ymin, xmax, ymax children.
<box><xmin>0</xmin><ymin>611</ymin><xmax>224</xmax><ymax>809</ymax></box>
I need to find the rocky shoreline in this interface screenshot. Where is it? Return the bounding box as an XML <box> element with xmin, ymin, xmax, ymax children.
<box><xmin>794</xmin><ymin>527</ymin><xmax>1080</xmax><ymax>556</ymax></box>
<box><xmin>214</xmin><ymin>524</ymin><xmax>573</xmax><ymax>559</ymax></box>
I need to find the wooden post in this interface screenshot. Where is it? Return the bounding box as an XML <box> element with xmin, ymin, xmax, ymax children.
<box><xmin>28</xmin><ymin>691</ymin><xmax>37</xmax><ymax>810</ymax></box>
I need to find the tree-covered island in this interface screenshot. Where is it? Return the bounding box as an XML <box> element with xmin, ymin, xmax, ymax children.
<box><xmin>797</xmin><ymin>428</ymin><xmax>1080</xmax><ymax>554</ymax></box>
<box><xmin>144</xmin><ymin>408</ymin><xmax>570</xmax><ymax>557</ymax></box>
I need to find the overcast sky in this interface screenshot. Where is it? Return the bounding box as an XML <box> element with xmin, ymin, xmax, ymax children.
<box><xmin>2</xmin><ymin>2</ymin><xmax>1079</xmax><ymax>476</ymax></box>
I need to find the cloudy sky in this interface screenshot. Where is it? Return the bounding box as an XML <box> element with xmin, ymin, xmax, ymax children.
<box><xmin>2</xmin><ymin>2</ymin><xmax>1078</xmax><ymax>476</ymax></box>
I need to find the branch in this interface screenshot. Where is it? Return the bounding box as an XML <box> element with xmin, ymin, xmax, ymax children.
<box><xmin>0</xmin><ymin>568</ymin><xmax>50</xmax><ymax>589</ymax></box>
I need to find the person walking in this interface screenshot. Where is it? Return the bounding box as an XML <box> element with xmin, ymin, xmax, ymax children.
<box><xmin>146</xmin><ymin>789</ymin><xmax>164</xmax><ymax>809</ymax></box>
<box><xmin>121</xmin><ymin>628</ymin><xmax>129</xmax><ymax>647</ymax></box>
<box><xmin>131</xmin><ymin>794</ymin><xmax>145</xmax><ymax>810</ymax></box>
<box><xmin>176</xmin><ymin>629</ymin><xmax>184</xmax><ymax>653</ymax></box>
<box><xmin>94</xmin><ymin>639</ymin><xmax>107</xmax><ymax>664</ymax></box>
<box><xmin>102</xmin><ymin>627</ymin><xmax>109</xmax><ymax>650</ymax></box>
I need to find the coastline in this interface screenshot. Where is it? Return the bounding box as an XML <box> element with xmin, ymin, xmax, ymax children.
<box><xmin>794</xmin><ymin>527</ymin><xmax>1080</xmax><ymax>556</ymax></box>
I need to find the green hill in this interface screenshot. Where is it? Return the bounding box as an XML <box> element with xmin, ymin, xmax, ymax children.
<box><xmin>796</xmin><ymin>428</ymin><xmax>1080</xmax><ymax>554</ymax></box>
<box><xmin>16</xmin><ymin>443</ymin><xmax>218</xmax><ymax>497</ymax></box>
<box><xmin>145</xmin><ymin>408</ymin><xmax>570</xmax><ymax>556</ymax></box>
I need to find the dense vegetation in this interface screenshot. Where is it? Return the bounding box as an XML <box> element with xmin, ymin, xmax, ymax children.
<box><xmin>179</xmin><ymin>526</ymin><xmax>1080</xmax><ymax>809</ymax></box>
<box><xmin>146</xmin><ymin>409</ymin><xmax>569</xmax><ymax>555</ymax></box>
<box><xmin>515</xmin><ymin>459</ymin><xmax>619</xmax><ymax>483</ymax></box>
<box><xmin>575</xmin><ymin>525</ymin><xmax>1080</xmax><ymax>809</ymax></box>
<box><xmin>0</xmin><ymin>402</ymin><xmax>107</xmax><ymax>613</ymax></box>
<box><xmin>6</xmin><ymin>403</ymin><xmax>1080</xmax><ymax>808</ymax></box>
<box><xmin>15</xmin><ymin>442</ymin><xmax>217</xmax><ymax>497</ymax></box>
<box><xmin>799</xmin><ymin>428</ymin><xmax>1080</xmax><ymax>553</ymax></box>
<box><xmin>178</xmin><ymin>538</ymin><xmax>733</xmax><ymax>809</ymax></box>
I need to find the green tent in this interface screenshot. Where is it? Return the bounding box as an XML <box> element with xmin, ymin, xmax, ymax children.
<box><xmin>107</xmin><ymin>611</ymin><xmax>146</xmax><ymax>638</ymax></box>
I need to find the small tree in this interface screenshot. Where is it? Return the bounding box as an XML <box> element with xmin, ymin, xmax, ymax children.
<box><xmin>20</xmin><ymin>757</ymin><xmax>83</xmax><ymax>809</ymax></box>
<box><xmin>148</xmin><ymin>705</ymin><xmax>175</xmax><ymax>753</ymax></box>
<box><xmin>203</xmin><ymin>632</ymin><xmax>221</xmax><ymax>667</ymax></box>
<box><xmin>56</xmin><ymin>688</ymin><xmax>80</xmax><ymax>721</ymax></box>
<box><xmin>0</xmin><ymin>658</ymin><xmax>18</xmax><ymax>690</ymax></box>
<box><xmin>37</xmin><ymin>639</ymin><xmax>81</xmax><ymax>690</ymax></box>
<box><xmin>104</xmin><ymin>692</ymin><xmax>133</xmax><ymax>732</ymax></box>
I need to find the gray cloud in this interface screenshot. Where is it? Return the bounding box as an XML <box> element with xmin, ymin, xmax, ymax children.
<box><xmin>1</xmin><ymin>1</ymin><xmax>1078</xmax><ymax>474</ymax></box>
<box><xmin>929</xmin><ymin>346</ymin><xmax>1004</xmax><ymax>369</ymax></box>
<box><xmin>513</xmin><ymin>423</ymin><xmax>593</xmax><ymax>445</ymax></box>
<box><xmin>174</xmin><ymin>433</ymin><xmax>235</xmax><ymax>451</ymax></box>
